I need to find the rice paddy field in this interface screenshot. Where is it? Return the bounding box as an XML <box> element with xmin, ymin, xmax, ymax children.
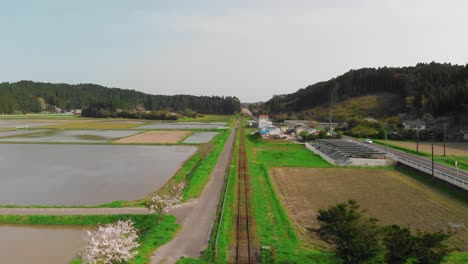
<box><xmin>137</xmin><ymin>122</ymin><xmax>227</xmax><ymax>130</ymax></box>
<box><xmin>271</xmin><ymin>167</ymin><xmax>468</xmax><ymax>250</ymax></box>
<box><xmin>113</xmin><ymin>130</ymin><xmax>191</xmax><ymax>144</ymax></box>
<box><xmin>0</xmin><ymin>144</ymin><xmax>197</xmax><ymax>205</ymax></box>
<box><xmin>0</xmin><ymin>225</ymin><xmax>83</xmax><ymax>264</ymax></box>
<box><xmin>0</xmin><ymin>129</ymin><xmax>140</xmax><ymax>143</ymax></box>
<box><xmin>182</xmin><ymin>132</ymin><xmax>218</xmax><ymax>143</ymax></box>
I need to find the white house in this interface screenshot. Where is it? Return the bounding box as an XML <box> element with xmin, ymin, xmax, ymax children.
<box><xmin>403</xmin><ymin>120</ymin><xmax>426</xmax><ymax>130</ymax></box>
<box><xmin>293</xmin><ymin>125</ymin><xmax>316</xmax><ymax>135</ymax></box>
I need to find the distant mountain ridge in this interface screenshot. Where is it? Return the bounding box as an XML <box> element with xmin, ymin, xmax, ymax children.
<box><xmin>257</xmin><ymin>62</ymin><xmax>468</xmax><ymax>122</ymax></box>
<box><xmin>0</xmin><ymin>81</ymin><xmax>240</xmax><ymax>114</ymax></box>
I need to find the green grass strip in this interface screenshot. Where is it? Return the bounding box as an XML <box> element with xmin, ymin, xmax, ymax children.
<box><xmin>183</xmin><ymin>128</ymin><xmax>232</xmax><ymax>200</ymax></box>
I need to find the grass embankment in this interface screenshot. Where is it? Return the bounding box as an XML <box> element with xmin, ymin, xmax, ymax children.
<box><xmin>210</xmin><ymin>128</ymin><xmax>238</xmax><ymax>263</ymax></box>
<box><xmin>246</xmin><ymin>131</ymin><xmax>339</xmax><ymax>263</ymax></box>
<box><xmin>374</xmin><ymin>140</ymin><xmax>468</xmax><ymax>170</ymax></box>
<box><xmin>0</xmin><ymin>214</ymin><xmax>179</xmax><ymax>264</ymax></box>
<box><xmin>182</xmin><ymin>128</ymin><xmax>232</xmax><ymax>200</ymax></box>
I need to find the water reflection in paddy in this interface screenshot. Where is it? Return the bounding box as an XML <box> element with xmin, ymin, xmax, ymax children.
<box><xmin>0</xmin><ymin>144</ymin><xmax>197</xmax><ymax>205</ymax></box>
<box><xmin>0</xmin><ymin>225</ymin><xmax>83</xmax><ymax>264</ymax></box>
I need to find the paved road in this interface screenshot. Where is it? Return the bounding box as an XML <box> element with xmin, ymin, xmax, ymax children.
<box><xmin>151</xmin><ymin>121</ymin><xmax>237</xmax><ymax>264</ymax></box>
<box><xmin>345</xmin><ymin>136</ymin><xmax>468</xmax><ymax>188</ymax></box>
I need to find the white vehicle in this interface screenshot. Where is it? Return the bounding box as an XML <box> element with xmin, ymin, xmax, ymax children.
<box><xmin>364</xmin><ymin>138</ymin><xmax>373</xmax><ymax>144</ymax></box>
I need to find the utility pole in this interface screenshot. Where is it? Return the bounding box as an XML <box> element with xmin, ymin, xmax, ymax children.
<box><xmin>416</xmin><ymin>127</ymin><xmax>419</xmax><ymax>153</ymax></box>
<box><xmin>431</xmin><ymin>144</ymin><xmax>434</xmax><ymax>180</ymax></box>
<box><xmin>384</xmin><ymin>128</ymin><xmax>388</xmax><ymax>157</ymax></box>
<box><xmin>329</xmin><ymin>86</ymin><xmax>336</xmax><ymax>133</ymax></box>
<box><xmin>444</xmin><ymin>123</ymin><xmax>447</xmax><ymax>157</ymax></box>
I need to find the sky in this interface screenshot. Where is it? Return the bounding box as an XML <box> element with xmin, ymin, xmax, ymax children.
<box><xmin>1</xmin><ymin>0</ymin><xmax>467</xmax><ymax>102</ymax></box>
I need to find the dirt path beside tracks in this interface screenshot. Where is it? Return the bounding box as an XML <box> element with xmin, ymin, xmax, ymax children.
<box><xmin>150</xmin><ymin>122</ymin><xmax>237</xmax><ymax>263</ymax></box>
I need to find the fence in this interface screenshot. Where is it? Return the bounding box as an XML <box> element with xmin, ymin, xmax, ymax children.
<box><xmin>387</xmin><ymin>152</ymin><xmax>468</xmax><ymax>191</ymax></box>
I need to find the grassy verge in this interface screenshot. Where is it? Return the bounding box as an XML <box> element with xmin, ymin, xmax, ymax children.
<box><xmin>182</xmin><ymin>128</ymin><xmax>232</xmax><ymax>200</ymax></box>
<box><xmin>395</xmin><ymin>165</ymin><xmax>468</xmax><ymax>205</ymax></box>
<box><xmin>374</xmin><ymin>140</ymin><xmax>468</xmax><ymax>170</ymax></box>
<box><xmin>0</xmin><ymin>214</ymin><xmax>179</xmax><ymax>264</ymax></box>
<box><xmin>435</xmin><ymin>156</ymin><xmax>468</xmax><ymax>171</ymax></box>
<box><xmin>374</xmin><ymin>140</ymin><xmax>431</xmax><ymax>156</ymax></box>
<box><xmin>245</xmin><ymin>129</ymin><xmax>339</xmax><ymax>263</ymax></box>
<box><xmin>211</xmin><ymin>127</ymin><xmax>238</xmax><ymax>263</ymax></box>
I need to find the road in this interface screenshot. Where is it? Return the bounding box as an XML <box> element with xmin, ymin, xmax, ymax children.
<box><xmin>151</xmin><ymin>121</ymin><xmax>237</xmax><ymax>264</ymax></box>
<box><xmin>344</xmin><ymin>136</ymin><xmax>468</xmax><ymax>189</ymax></box>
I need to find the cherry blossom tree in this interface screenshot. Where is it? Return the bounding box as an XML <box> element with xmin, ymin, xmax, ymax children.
<box><xmin>81</xmin><ymin>220</ymin><xmax>139</xmax><ymax>264</ymax></box>
<box><xmin>146</xmin><ymin>181</ymin><xmax>186</xmax><ymax>223</ymax></box>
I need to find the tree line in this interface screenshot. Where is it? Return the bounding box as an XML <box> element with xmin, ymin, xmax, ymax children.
<box><xmin>259</xmin><ymin>62</ymin><xmax>468</xmax><ymax>118</ymax></box>
<box><xmin>0</xmin><ymin>81</ymin><xmax>240</xmax><ymax>115</ymax></box>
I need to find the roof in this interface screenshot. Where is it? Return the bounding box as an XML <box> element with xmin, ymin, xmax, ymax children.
<box><xmin>259</xmin><ymin>114</ymin><xmax>269</xmax><ymax>118</ymax></box>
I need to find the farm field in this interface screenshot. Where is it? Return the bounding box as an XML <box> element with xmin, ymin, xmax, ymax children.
<box><xmin>0</xmin><ymin>225</ymin><xmax>82</xmax><ymax>263</ymax></box>
<box><xmin>271</xmin><ymin>167</ymin><xmax>468</xmax><ymax>250</ymax></box>
<box><xmin>377</xmin><ymin>139</ymin><xmax>468</xmax><ymax>156</ymax></box>
<box><xmin>183</xmin><ymin>132</ymin><xmax>218</xmax><ymax>143</ymax></box>
<box><xmin>0</xmin><ymin>144</ymin><xmax>197</xmax><ymax>205</ymax></box>
<box><xmin>0</xmin><ymin>129</ymin><xmax>140</xmax><ymax>143</ymax></box>
<box><xmin>113</xmin><ymin>130</ymin><xmax>191</xmax><ymax>144</ymax></box>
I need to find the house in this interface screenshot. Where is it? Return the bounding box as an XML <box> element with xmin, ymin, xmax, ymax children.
<box><xmin>258</xmin><ymin>115</ymin><xmax>273</xmax><ymax>129</ymax></box>
<box><xmin>247</xmin><ymin>120</ymin><xmax>257</xmax><ymax>127</ymax></box>
<box><xmin>260</xmin><ymin>125</ymin><xmax>281</xmax><ymax>136</ymax></box>
<box><xmin>460</xmin><ymin>130</ymin><xmax>468</xmax><ymax>142</ymax></box>
<box><xmin>293</xmin><ymin>125</ymin><xmax>316</xmax><ymax>135</ymax></box>
<box><xmin>259</xmin><ymin>114</ymin><xmax>269</xmax><ymax>122</ymax></box>
<box><xmin>403</xmin><ymin>120</ymin><xmax>426</xmax><ymax>130</ymax></box>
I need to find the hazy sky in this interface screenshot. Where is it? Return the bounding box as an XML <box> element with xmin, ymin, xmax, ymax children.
<box><xmin>1</xmin><ymin>0</ymin><xmax>467</xmax><ymax>102</ymax></box>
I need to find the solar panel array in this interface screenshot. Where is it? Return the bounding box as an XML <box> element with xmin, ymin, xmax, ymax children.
<box><xmin>312</xmin><ymin>139</ymin><xmax>386</xmax><ymax>161</ymax></box>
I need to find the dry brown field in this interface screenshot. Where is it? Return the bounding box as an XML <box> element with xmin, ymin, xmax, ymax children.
<box><xmin>382</xmin><ymin>140</ymin><xmax>468</xmax><ymax>156</ymax></box>
<box><xmin>113</xmin><ymin>130</ymin><xmax>191</xmax><ymax>144</ymax></box>
<box><xmin>271</xmin><ymin>167</ymin><xmax>468</xmax><ymax>249</ymax></box>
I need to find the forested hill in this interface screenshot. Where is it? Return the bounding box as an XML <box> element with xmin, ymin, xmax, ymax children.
<box><xmin>259</xmin><ymin>62</ymin><xmax>468</xmax><ymax>120</ymax></box>
<box><xmin>0</xmin><ymin>81</ymin><xmax>240</xmax><ymax>114</ymax></box>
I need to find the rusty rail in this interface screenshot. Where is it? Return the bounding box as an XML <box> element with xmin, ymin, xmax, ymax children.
<box><xmin>236</xmin><ymin>127</ymin><xmax>254</xmax><ymax>263</ymax></box>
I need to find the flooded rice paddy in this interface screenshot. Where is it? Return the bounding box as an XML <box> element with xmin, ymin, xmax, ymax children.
<box><xmin>0</xmin><ymin>129</ymin><xmax>140</xmax><ymax>143</ymax></box>
<box><xmin>0</xmin><ymin>144</ymin><xmax>197</xmax><ymax>205</ymax></box>
<box><xmin>137</xmin><ymin>122</ymin><xmax>227</xmax><ymax>129</ymax></box>
<box><xmin>0</xmin><ymin>129</ymin><xmax>47</xmax><ymax>137</ymax></box>
<box><xmin>0</xmin><ymin>120</ymin><xmax>65</xmax><ymax>129</ymax></box>
<box><xmin>183</xmin><ymin>132</ymin><xmax>218</xmax><ymax>143</ymax></box>
<box><xmin>0</xmin><ymin>225</ymin><xmax>83</xmax><ymax>264</ymax></box>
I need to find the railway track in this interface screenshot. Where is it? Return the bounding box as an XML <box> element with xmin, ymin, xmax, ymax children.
<box><xmin>236</xmin><ymin>127</ymin><xmax>255</xmax><ymax>264</ymax></box>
